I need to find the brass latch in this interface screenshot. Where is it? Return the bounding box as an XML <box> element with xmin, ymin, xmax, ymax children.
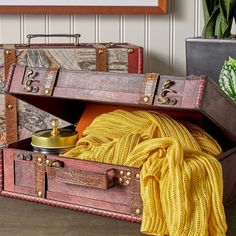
<box><xmin>156</xmin><ymin>80</ymin><xmax>177</xmax><ymax>105</ymax></box>
<box><xmin>23</xmin><ymin>70</ymin><xmax>39</xmax><ymax>93</ymax></box>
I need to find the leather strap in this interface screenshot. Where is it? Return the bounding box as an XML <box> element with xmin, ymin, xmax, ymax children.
<box><xmin>139</xmin><ymin>73</ymin><xmax>159</xmax><ymax>105</ymax></box>
<box><xmin>4</xmin><ymin>64</ymin><xmax>16</xmax><ymax>92</ymax></box>
<box><xmin>34</xmin><ymin>154</ymin><xmax>46</xmax><ymax>198</ymax></box>
<box><xmin>4</xmin><ymin>45</ymin><xmax>17</xmax><ymax>144</ymax></box>
<box><xmin>0</xmin><ymin>150</ymin><xmax>3</xmax><ymax>192</ymax></box>
<box><xmin>40</xmin><ymin>68</ymin><xmax>59</xmax><ymax>96</ymax></box>
<box><xmin>130</xmin><ymin>168</ymin><xmax>143</xmax><ymax>217</ymax></box>
<box><xmin>96</xmin><ymin>45</ymin><xmax>108</xmax><ymax>72</ymax></box>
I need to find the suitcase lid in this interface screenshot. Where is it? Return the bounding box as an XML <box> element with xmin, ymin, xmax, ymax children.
<box><xmin>5</xmin><ymin>64</ymin><xmax>236</xmax><ymax>143</ymax></box>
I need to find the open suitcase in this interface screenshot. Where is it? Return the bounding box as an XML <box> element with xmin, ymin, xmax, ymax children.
<box><xmin>0</xmin><ymin>34</ymin><xmax>143</xmax><ymax>146</ymax></box>
<box><xmin>1</xmin><ymin>64</ymin><xmax>236</xmax><ymax>224</ymax></box>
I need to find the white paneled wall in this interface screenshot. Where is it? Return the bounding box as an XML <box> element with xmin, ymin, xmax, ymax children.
<box><xmin>0</xmin><ymin>0</ymin><xmax>203</xmax><ymax>76</ymax></box>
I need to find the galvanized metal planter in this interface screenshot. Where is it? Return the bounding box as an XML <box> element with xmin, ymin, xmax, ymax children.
<box><xmin>186</xmin><ymin>37</ymin><xmax>236</xmax><ymax>84</ymax></box>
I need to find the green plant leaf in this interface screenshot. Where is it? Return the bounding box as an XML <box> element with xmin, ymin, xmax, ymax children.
<box><xmin>215</xmin><ymin>12</ymin><xmax>223</xmax><ymax>36</ymax></box>
<box><xmin>228</xmin><ymin>57</ymin><xmax>236</xmax><ymax>68</ymax></box>
<box><xmin>202</xmin><ymin>0</ymin><xmax>235</xmax><ymax>38</ymax></box>
<box><xmin>219</xmin><ymin>59</ymin><xmax>236</xmax><ymax>101</ymax></box>
<box><xmin>202</xmin><ymin>6</ymin><xmax>220</xmax><ymax>37</ymax></box>
<box><xmin>219</xmin><ymin>0</ymin><xmax>233</xmax><ymax>37</ymax></box>
<box><xmin>219</xmin><ymin>0</ymin><xmax>230</xmax><ymax>19</ymax></box>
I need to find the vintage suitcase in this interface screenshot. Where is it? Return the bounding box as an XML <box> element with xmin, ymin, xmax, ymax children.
<box><xmin>0</xmin><ymin>34</ymin><xmax>143</xmax><ymax>147</ymax></box>
<box><xmin>1</xmin><ymin>64</ymin><xmax>236</xmax><ymax>224</ymax></box>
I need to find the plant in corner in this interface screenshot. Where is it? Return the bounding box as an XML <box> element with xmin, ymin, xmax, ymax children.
<box><xmin>186</xmin><ymin>0</ymin><xmax>236</xmax><ymax>84</ymax></box>
<box><xmin>202</xmin><ymin>0</ymin><xmax>236</xmax><ymax>39</ymax></box>
<box><xmin>219</xmin><ymin>56</ymin><xmax>236</xmax><ymax>101</ymax></box>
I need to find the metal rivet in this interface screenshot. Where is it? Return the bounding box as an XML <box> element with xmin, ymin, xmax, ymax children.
<box><xmin>37</xmin><ymin>157</ymin><xmax>42</xmax><ymax>164</ymax></box>
<box><xmin>126</xmin><ymin>172</ymin><xmax>131</xmax><ymax>178</ymax></box>
<box><xmin>135</xmin><ymin>173</ymin><xmax>140</xmax><ymax>180</ymax></box>
<box><xmin>128</xmin><ymin>48</ymin><xmax>134</xmax><ymax>54</ymax></box>
<box><xmin>37</xmin><ymin>191</ymin><xmax>42</xmax><ymax>197</ymax></box>
<box><xmin>98</xmin><ymin>49</ymin><xmax>104</xmax><ymax>54</ymax></box>
<box><xmin>7</xmin><ymin>104</ymin><xmax>14</xmax><ymax>109</ymax></box>
<box><xmin>25</xmin><ymin>154</ymin><xmax>32</xmax><ymax>161</ymax></box>
<box><xmin>51</xmin><ymin>161</ymin><xmax>61</xmax><ymax>167</ymax></box>
<box><xmin>46</xmin><ymin>160</ymin><xmax>50</xmax><ymax>166</ymax></box>
<box><xmin>119</xmin><ymin>170</ymin><xmax>124</xmax><ymax>176</ymax></box>
<box><xmin>125</xmin><ymin>180</ymin><xmax>130</xmax><ymax>186</ymax></box>
<box><xmin>44</xmin><ymin>88</ymin><xmax>50</xmax><ymax>95</ymax></box>
<box><xmin>135</xmin><ymin>208</ymin><xmax>141</xmax><ymax>215</ymax></box>
<box><xmin>119</xmin><ymin>178</ymin><xmax>124</xmax><ymax>184</ymax></box>
<box><xmin>24</xmin><ymin>85</ymin><xmax>32</xmax><ymax>92</ymax></box>
<box><xmin>6</xmin><ymin>50</ymin><xmax>12</xmax><ymax>55</ymax></box>
<box><xmin>16</xmin><ymin>154</ymin><xmax>24</xmax><ymax>160</ymax></box>
<box><xmin>143</xmin><ymin>96</ymin><xmax>150</xmax><ymax>102</ymax></box>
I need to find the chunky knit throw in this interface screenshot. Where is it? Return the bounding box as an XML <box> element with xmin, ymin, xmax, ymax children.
<box><xmin>64</xmin><ymin>110</ymin><xmax>227</xmax><ymax>236</ymax></box>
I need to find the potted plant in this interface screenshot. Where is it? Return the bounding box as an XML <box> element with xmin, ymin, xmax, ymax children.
<box><xmin>186</xmin><ymin>0</ymin><xmax>236</xmax><ymax>84</ymax></box>
<box><xmin>219</xmin><ymin>56</ymin><xmax>236</xmax><ymax>101</ymax></box>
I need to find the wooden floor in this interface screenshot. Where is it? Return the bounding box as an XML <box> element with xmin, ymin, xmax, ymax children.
<box><xmin>0</xmin><ymin>196</ymin><xmax>235</xmax><ymax>236</ymax></box>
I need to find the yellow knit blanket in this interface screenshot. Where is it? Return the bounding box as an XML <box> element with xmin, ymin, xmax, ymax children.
<box><xmin>64</xmin><ymin>110</ymin><xmax>227</xmax><ymax>236</ymax></box>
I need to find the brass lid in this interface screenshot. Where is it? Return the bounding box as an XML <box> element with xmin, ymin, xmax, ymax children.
<box><xmin>31</xmin><ymin>119</ymin><xmax>78</xmax><ymax>149</ymax></box>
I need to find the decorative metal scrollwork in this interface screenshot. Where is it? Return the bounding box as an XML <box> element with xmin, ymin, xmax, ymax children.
<box><xmin>23</xmin><ymin>70</ymin><xmax>39</xmax><ymax>93</ymax></box>
<box><xmin>156</xmin><ymin>80</ymin><xmax>177</xmax><ymax>105</ymax></box>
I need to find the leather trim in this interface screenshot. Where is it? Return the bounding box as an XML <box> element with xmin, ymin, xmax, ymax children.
<box><xmin>137</xmin><ymin>47</ymin><xmax>143</xmax><ymax>74</ymax></box>
<box><xmin>40</xmin><ymin>68</ymin><xmax>59</xmax><ymax>96</ymax></box>
<box><xmin>4</xmin><ymin>64</ymin><xmax>16</xmax><ymax>92</ymax></box>
<box><xmin>127</xmin><ymin>47</ymin><xmax>140</xmax><ymax>74</ymax></box>
<box><xmin>139</xmin><ymin>73</ymin><xmax>159</xmax><ymax>105</ymax></box>
<box><xmin>5</xmin><ymin>94</ymin><xmax>18</xmax><ymax>143</ymax></box>
<box><xmin>130</xmin><ymin>169</ymin><xmax>142</xmax><ymax>217</ymax></box>
<box><xmin>34</xmin><ymin>154</ymin><xmax>46</xmax><ymax>198</ymax></box>
<box><xmin>4</xmin><ymin>46</ymin><xmax>17</xmax><ymax>144</ymax></box>
<box><xmin>194</xmin><ymin>75</ymin><xmax>207</xmax><ymax>108</ymax></box>
<box><xmin>0</xmin><ymin>150</ymin><xmax>3</xmax><ymax>192</ymax></box>
<box><xmin>96</xmin><ymin>46</ymin><xmax>108</xmax><ymax>72</ymax></box>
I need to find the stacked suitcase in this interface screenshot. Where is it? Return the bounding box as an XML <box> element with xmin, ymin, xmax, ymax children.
<box><xmin>0</xmin><ymin>34</ymin><xmax>143</xmax><ymax>146</ymax></box>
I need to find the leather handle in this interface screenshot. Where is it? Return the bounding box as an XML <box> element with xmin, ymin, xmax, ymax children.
<box><xmin>46</xmin><ymin>160</ymin><xmax>115</xmax><ymax>190</ymax></box>
<box><xmin>27</xmin><ymin>34</ymin><xmax>81</xmax><ymax>46</ymax></box>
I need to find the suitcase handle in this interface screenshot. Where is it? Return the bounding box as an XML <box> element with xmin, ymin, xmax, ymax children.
<box><xmin>46</xmin><ymin>160</ymin><xmax>116</xmax><ymax>190</ymax></box>
<box><xmin>26</xmin><ymin>34</ymin><xmax>81</xmax><ymax>46</ymax></box>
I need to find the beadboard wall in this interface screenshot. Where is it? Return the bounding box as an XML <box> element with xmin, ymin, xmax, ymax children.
<box><xmin>0</xmin><ymin>0</ymin><xmax>204</xmax><ymax>76</ymax></box>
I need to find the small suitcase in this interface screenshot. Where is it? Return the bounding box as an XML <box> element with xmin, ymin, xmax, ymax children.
<box><xmin>1</xmin><ymin>64</ymin><xmax>236</xmax><ymax>224</ymax></box>
<box><xmin>0</xmin><ymin>34</ymin><xmax>143</xmax><ymax>146</ymax></box>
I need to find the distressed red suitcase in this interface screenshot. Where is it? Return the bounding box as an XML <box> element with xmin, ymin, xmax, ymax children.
<box><xmin>0</xmin><ymin>34</ymin><xmax>143</xmax><ymax>146</ymax></box>
<box><xmin>1</xmin><ymin>64</ymin><xmax>236</xmax><ymax>223</ymax></box>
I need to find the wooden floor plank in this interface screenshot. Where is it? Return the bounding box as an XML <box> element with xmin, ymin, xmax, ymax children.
<box><xmin>0</xmin><ymin>196</ymin><xmax>235</xmax><ymax>236</ymax></box>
